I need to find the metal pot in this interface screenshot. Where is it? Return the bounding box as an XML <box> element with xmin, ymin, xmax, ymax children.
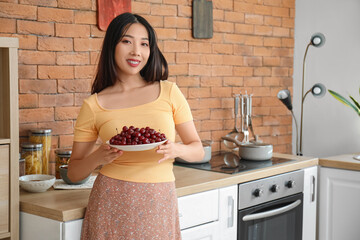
<box><xmin>175</xmin><ymin>140</ymin><xmax>213</xmax><ymax>164</ymax></box>
<box><xmin>221</xmin><ymin>136</ymin><xmax>273</xmax><ymax>161</ymax></box>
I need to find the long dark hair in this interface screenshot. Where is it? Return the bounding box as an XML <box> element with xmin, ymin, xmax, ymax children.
<box><xmin>91</xmin><ymin>13</ymin><xmax>168</xmax><ymax>94</ymax></box>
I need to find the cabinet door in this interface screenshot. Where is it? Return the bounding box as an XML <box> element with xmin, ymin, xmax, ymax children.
<box><xmin>318</xmin><ymin>167</ymin><xmax>360</xmax><ymax>240</ymax></box>
<box><xmin>63</xmin><ymin>219</ymin><xmax>83</xmax><ymax>240</ymax></box>
<box><xmin>20</xmin><ymin>212</ymin><xmax>62</xmax><ymax>240</ymax></box>
<box><xmin>0</xmin><ymin>144</ymin><xmax>9</xmax><ymax>235</ymax></box>
<box><xmin>302</xmin><ymin>166</ymin><xmax>317</xmax><ymax>240</ymax></box>
<box><xmin>219</xmin><ymin>185</ymin><xmax>237</xmax><ymax>240</ymax></box>
<box><xmin>181</xmin><ymin>221</ymin><xmax>220</xmax><ymax>240</ymax></box>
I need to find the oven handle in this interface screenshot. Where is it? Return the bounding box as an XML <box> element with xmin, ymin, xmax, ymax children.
<box><xmin>242</xmin><ymin>199</ymin><xmax>301</xmax><ymax>222</ymax></box>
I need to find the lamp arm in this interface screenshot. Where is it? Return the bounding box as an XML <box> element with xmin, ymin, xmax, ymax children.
<box><xmin>299</xmin><ymin>42</ymin><xmax>312</xmax><ymax>156</ymax></box>
<box><xmin>290</xmin><ymin>110</ymin><xmax>300</xmax><ymax>156</ymax></box>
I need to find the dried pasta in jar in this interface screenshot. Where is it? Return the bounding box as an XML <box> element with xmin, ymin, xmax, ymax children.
<box><xmin>55</xmin><ymin>149</ymin><xmax>72</xmax><ymax>179</ymax></box>
<box><xmin>29</xmin><ymin>129</ymin><xmax>52</xmax><ymax>175</ymax></box>
<box><xmin>21</xmin><ymin>142</ymin><xmax>43</xmax><ymax>175</ymax></box>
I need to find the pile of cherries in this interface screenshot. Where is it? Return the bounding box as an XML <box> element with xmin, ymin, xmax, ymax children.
<box><xmin>109</xmin><ymin>126</ymin><xmax>167</xmax><ymax>145</ymax></box>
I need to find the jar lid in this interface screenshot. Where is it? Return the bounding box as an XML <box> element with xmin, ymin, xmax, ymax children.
<box><xmin>30</xmin><ymin>129</ymin><xmax>52</xmax><ymax>134</ymax></box>
<box><xmin>19</xmin><ymin>153</ymin><xmax>24</xmax><ymax>161</ymax></box>
<box><xmin>21</xmin><ymin>142</ymin><xmax>43</xmax><ymax>148</ymax></box>
<box><xmin>55</xmin><ymin>149</ymin><xmax>72</xmax><ymax>155</ymax></box>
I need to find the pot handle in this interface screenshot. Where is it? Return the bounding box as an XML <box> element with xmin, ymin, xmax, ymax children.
<box><xmin>221</xmin><ymin>136</ymin><xmax>243</xmax><ymax>146</ymax></box>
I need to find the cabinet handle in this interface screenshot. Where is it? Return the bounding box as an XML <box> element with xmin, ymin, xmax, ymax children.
<box><xmin>227</xmin><ymin>196</ymin><xmax>234</xmax><ymax>228</ymax></box>
<box><xmin>311</xmin><ymin>175</ymin><xmax>316</xmax><ymax>202</ymax></box>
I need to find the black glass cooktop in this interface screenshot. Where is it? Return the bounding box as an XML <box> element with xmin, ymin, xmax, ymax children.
<box><xmin>174</xmin><ymin>151</ymin><xmax>296</xmax><ymax>174</ymax></box>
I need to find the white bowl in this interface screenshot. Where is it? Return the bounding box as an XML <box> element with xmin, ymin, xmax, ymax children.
<box><xmin>19</xmin><ymin>174</ymin><xmax>55</xmax><ymax>193</ymax></box>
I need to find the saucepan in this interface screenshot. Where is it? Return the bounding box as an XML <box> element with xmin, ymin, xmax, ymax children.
<box><xmin>221</xmin><ymin>136</ymin><xmax>273</xmax><ymax>161</ymax></box>
<box><xmin>175</xmin><ymin>140</ymin><xmax>213</xmax><ymax>164</ymax></box>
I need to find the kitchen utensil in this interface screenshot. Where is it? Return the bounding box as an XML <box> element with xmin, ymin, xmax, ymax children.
<box><xmin>97</xmin><ymin>0</ymin><xmax>131</xmax><ymax>31</ymax></box>
<box><xmin>223</xmin><ymin>152</ymin><xmax>240</xmax><ymax>169</ymax></box>
<box><xmin>175</xmin><ymin>140</ymin><xmax>213</xmax><ymax>164</ymax></box>
<box><xmin>59</xmin><ymin>165</ymin><xmax>91</xmax><ymax>185</ymax></box>
<box><xmin>221</xmin><ymin>136</ymin><xmax>273</xmax><ymax>161</ymax></box>
<box><xmin>19</xmin><ymin>174</ymin><xmax>55</xmax><ymax>193</ymax></box>
<box><xmin>223</xmin><ymin>95</ymin><xmax>242</xmax><ymax>149</ymax></box>
<box><xmin>240</xmin><ymin>93</ymin><xmax>253</xmax><ymax>143</ymax></box>
<box><xmin>192</xmin><ymin>0</ymin><xmax>213</xmax><ymax>39</ymax></box>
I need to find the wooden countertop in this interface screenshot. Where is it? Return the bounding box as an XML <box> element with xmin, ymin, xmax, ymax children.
<box><xmin>319</xmin><ymin>153</ymin><xmax>360</xmax><ymax>171</ymax></box>
<box><xmin>20</xmin><ymin>153</ymin><xmax>318</xmax><ymax>222</ymax></box>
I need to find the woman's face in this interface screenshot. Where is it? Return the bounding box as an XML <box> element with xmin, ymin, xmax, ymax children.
<box><xmin>114</xmin><ymin>23</ymin><xmax>150</xmax><ymax>78</ymax></box>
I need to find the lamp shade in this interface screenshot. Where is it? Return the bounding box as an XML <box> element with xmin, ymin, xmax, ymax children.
<box><xmin>311</xmin><ymin>83</ymin><xmax>326</xmax><ymax>98</ymax></box>
<box><xmin>310</xmin><ymin>33</ymin><xmax>326</xmax><ymax>47</ymax></box>
<box><xmin>277</xmin><ymin>89</ymin><xmax>293</xmax><ymax>111</ymax></box>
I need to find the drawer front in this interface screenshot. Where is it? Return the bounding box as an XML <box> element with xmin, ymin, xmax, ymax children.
<box><xmin>0</xmin><ymin>144</ymin><xmax>9</xmax><ymax>234</ymax></box>
<box><xmin>178</xmin><ymin>189</ymin><xmax>219</xmax><ymax>230</ymax></box>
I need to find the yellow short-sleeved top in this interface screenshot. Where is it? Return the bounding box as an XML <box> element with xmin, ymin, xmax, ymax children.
<box><xmin>74</xmin><ymin>80</ymin><xmax>193</xmax><ymax>183</ymax></box>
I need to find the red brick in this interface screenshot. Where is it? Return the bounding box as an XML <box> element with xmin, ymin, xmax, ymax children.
<box><xmin>164</xmin><ymin>17</ymin><xmax>191</xmax><ymax>29</ymax></box>
<box><xmin>254</xmin><ymin>47</ymin><xmax>272</xmax><ymax>56</ymax></box>
<box><xmin>280</xmin><ymin>57</ymin><xmax>293</xmax><ymax>67</ymax></box>
<box><xmin>17</xmin><ymin>34</ymin><xmax>37</xmax><ymax>49</ymax></box>
<box><xmin>90</xmin><ymin>51</ymin><xmax>100</xmax><ymax>65</ymax></box>
<box><xmin>177</xmin><ymin>76</ymin><xmax>200</xmax><ymax>87</ymax></box>
<box><xmin>245</xmin><ymin>14</ymin><xmax>264</xmax><ymax>24</ymax></box>
<box><xmin>74</xmin><ymin>11</ymin><xmax>96</xmax><ymax>24</ymax></box>
<box><xmin>19</xmin><ymin>107</ymin><xmax>54</xmax><ymax>123</ymax></box>
<box><xmin>178</xmin><ymin>5</ymin><xmax>191</xmax><ymax>17</ymax></box>
<box><xmin>55</xmin><ymin>106</ymin><xmax>81</xmax><ymax>120</ymax></box>
<box><xmin>189</xmin><ymin>42</ymin><xmax>212</xmax><ymax>53</ymax></box>
<box><xmin>38</xmin><ymin>37</ymin><xmax>73</xmax><ymax>51</ymax></box>
<box><xmin>254</xmin><ymin>67</ymin><xmax>271</xmax><ymax>76</ymax></box>
<box><xmin>38</xmin><ymin>66</ymin><xmax>74</xmax><ymax>79</ymax></box>
<box><xmin>224</xmin><ymin>33</ymin><xmax>246</xmax><ymax>44</ymax></box>
<box><xmin>75</xmin><ymin>93</ymin><xmax>91</xmax><ymax>106</ymax></box>
<box><xmin>213</xmin><ymin>0</ymin><xmax>233</xmax><ymax>10</ymax></box>
<box><xmin>38</xmin><ymin>7</ymin><xmax>74</xmax><ymax>23</ymax></box>
<box><xmin>234</xmin><ymin>45</ymin><xmax>253</xmax><ymax>56</ymax></box>
<box><xmin>225</xmin><ymin>11</ymin><xmax>245</xmax><ymax>23</ymax></box>
<box><xmin>281</xmin><ymin>38</ymin><xmax>294</xmax><ymax>47</ymax></box>
<box><xmin>200</xmin><ymin>77</ymin><xmax>223</xmax><ymax>87</ymax></box>
<box><xmin>168</xmin><ymin>64</ymin><xmax>188</xmax><ymax>76</ymax></box>
<box><xmin>273</xmin><ymin>27</ymin><xmax>290</xmax><ymax>37</ymax></box>
<box><xmin>200</xmin><ymin>120</ymin><xmax>223</xmax><ymax>131</ymax></box>
<box><xmin>213</xmin><ymin>21</ymin><xmax>234</xmax><ymax>33</ymax></box>
<box><xmin>264</xmin><ymin>37</ymin><xmax>281</xmax><ymax>47</ymax></box>
<box><xmin>38</xmin><ymin>120</ymin><xmax>74</xmax><ymax>135</ymax></box>
<box><xmin>19</xmin><ymin>0</ymin><xmax>57</xmax><ymax>7</ymax></box>
<box><xmin>17</xmin><ymin>19</ymin><xmax>54</xmax><ymax>35</ymax></box>
<box><xmin>234</xmin><ymin>23</ymin><xmax>254</xmax><ymax>34</ymax></box>
<box><xmin>244</xmin><ymin>35</ymin><xmax>263</xmax><ymax>46</ymax></box>
<box><xmin>199</xmin><ymin>98</ymin><xmax>222</xmax><ymax>109</ymax></box>
<box><xmin>244</xmin><ymin>56</ymin><xmax>262</xmax><ymax>67</ymax></box>
<box><xmin>56</xmin><ymin>23</ymin><xmax>90</xmax><ymax>37</ymax></box>
<box><xmin>38</xmin><ymin>94</ymin><xmax>56</xmax><ymax>107</ymax></box>
<box><xmin>212</xmin><ymin>65</ymin><xmax>233</xmax><ymax>77</ymax></box>
<box><xmin>263</xmin><ymin>77</ymin><xmax>281</xmax><ymax>86</ymax></box>
<box><xmin>272</xmin><ymin>47</ymin><xmax>292</xmax><ymax>57</ymax></box>
<box><xmin>19</xmin><ymin>50</ymin><xmax>56</xmax><ymax>65</ymax></box>
<box><xmin>244</xmin><ymin>76</ymin><xmax>262</xmax><ymax>87</ymax></box>
<box><xmin>189</xmin><ymin>64</ymin><xmax>211</xmax><ymax>76</ymax></box>
<box><xmin>58</xmin><ymin>0</ymin><xmax>92</xmax><ymax>10</ymax></box>
<box><xmin>255</xmin><ymin>25</ymin><xmax>273</xmax><ymax>36</ymax></box>
<box><xmin>151</xmin><ymin>5</ymin><xmax>177</xmax><ymax>16</ymax></box>
<box><xmin>176</xmin><ymin>29</ymin><xmax>193</xmax><ymax>41</ymax></box>
<box><xmin>263</xmin><ymin>56</ymin><xmax>281</xmax><ymax>66</ymax></box>
<box><xmin>164</xmin><ymin>41</ymin><xmax>188</xmax><ymax>53</ymax></box>
<box><xmin>211</xmin><ymin>108</ymin><xmax>232</xmax><ymax>120</ymax></box>
<box><xmin>19</xmin><ymin>65</ymin><xmax>37</xmax><ymax>79</ymax></box>
<box><xmin>19</xmin><ymin>94</ymin><xmax>38</xmax><ymax>108</ymax></box>
<box><xmin>176</xmin><ymin>53</ymin><xmax>200</xmax><ymax>64</ymax></box>
<box><xmin>20</xmin><ymin>79</ymin><xmax>57</xmax><ymax>93</ymax></box>
<box><xmin>282</xmin><ymin>17</ymin><xmax>294</xmax><ymax>28</ymax></box>
<box><xmin>19</xmin><ymin>123</ymin><xmax>38</xmax><ymax>137</ymax></box>
<box><xmin>223</xmin><ymin>77</ymin><xmax>244</xmax><ymax>87</ymax></box>
<box><xmin>213</xmin><ymin>9</ymin><xmax>224</xmax><ymax>21</ymax></box>
<box><xmin>143</xmin><ymin>15</ymin><xmax>163</xmax><ymax>27</ymax></box>
<box><xmin>264</xmin><ymin>16</ymin><xmax>281</xmax><ymax>26</ymax></box>
<box><xmin>272</xmin><ymin>7</ymin><xmax>290</xmax><ymax>17</ymax></box>
<box><xmin>0</xmin><ymin>17</ymin><xmax>16</xmax><ymax>33</ymax></box>
<box><xmin>188</xmin><ymin>88</ymin><xmax>211</xmax><ymax>98</ymax></box>
<box><xmin>132</xmin><ymin>2</ymin><xmax>151</xmax><ymax>15</ymax></box>
<box><xmin>59</xmin><ymin>135</ymin><xmax>74</xmax><ymax>148</ymax></box>
<box><xmin>57</xmin><ymin>52</ymin><xmax>89</xmax><ymax>65</ymax></box>
<box><xmin>55</xmin><ymin>93</ymin><xmax>74</xmax><ymax>106</ymax></box>
<box><xmin>211</xmin><ymin>87</ymin><xmax>232</xmax><ymax>98</ymax></box>
<box><xmin>155</xmin><ymin>28</ymin><xmax>177</xmax><ymax>40</ymax></box>
<box><xmin>0</xmin><ymin>2</ymin><xmax>37</xmax><ymax>20</ymax></box>
<box><xmin>200</xmin><ymin>54</ymin><xmax>223</xmax><ymax>65</ymax></box>
<box><xmin>213</xmin><ymin>44</ymin><xmax>233</xmax><ymax>54</ymax></box>
<box><xmin>74</xmin><ymin>38</ymin><xmax>103</xmax><ymax>51</ymax></box>
<box><xmin>75</xmin><ymin>65</ymin><xmax>96</xmax><ymax>78</ymax></box>
<box><xmin>91</xmin><ymin>25</ymin><xmax>106</xmax><ymax>38</ymax></box>
<box><xmin>192</xmin><ymin>109</ymin><xmax>211</xmax><ymax>120</ymax></box>
<box><xmin>58</xmin><ymin>79</ymin><xmax>92</xmax><ymax>93</ymax></box>
<box><xmin>254</xmin><ymin>5</ymin><xmax>272</xmax><ymax>15</ymax></box>
<box><xmin>233</xmin><ymin>67</ymin><xmax>253</xmax><ymax>77</ymax></box>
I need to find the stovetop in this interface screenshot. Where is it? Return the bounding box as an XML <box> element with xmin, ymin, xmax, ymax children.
<box><xmin>174</xmin><ymin>151</ymin><xmax>296</xmax><ymax>174</ymax></box>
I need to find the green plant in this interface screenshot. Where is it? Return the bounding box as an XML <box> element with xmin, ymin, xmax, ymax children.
<box><xmin>328</xmin><ymin>88</ymin><xmax>360</xmax><ymax>116</ymax></box>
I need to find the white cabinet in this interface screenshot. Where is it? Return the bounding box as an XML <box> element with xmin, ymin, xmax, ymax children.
<box><xmin>179</xmin><ymin>185</ymin><xmax>238</xmax><ymax>240</ymax></box>
<box><xmin>20</xmin><ymin>212</ymin><xmax>83</xmax><ymax>240</ymax></box>
<box><xmin>318</xmin><ymin>167</ymin><xmax>360</xmax><ymax>240</ymax></box>
<box><xmin>302</xmin><ymin>166</ymin><xmax>317</xmax><ymax>240</ymax></box>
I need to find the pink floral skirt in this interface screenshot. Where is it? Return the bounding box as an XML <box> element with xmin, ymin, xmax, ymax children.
<box><xmin>81</xmin><ymin>173</ymin><xmax>181</xmax><ymax>240</ymax></box>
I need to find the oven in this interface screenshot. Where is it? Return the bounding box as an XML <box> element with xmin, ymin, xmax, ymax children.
<box><xmin>238</xmin><ymin>170</ymin><xmax>304</xmax><ymax>240</ymax></box>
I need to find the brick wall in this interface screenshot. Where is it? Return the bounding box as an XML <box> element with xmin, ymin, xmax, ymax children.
<box><xmin>0</xmin><ymin>0</ymin><xmax>294</xmax><ymax>162</ymax></box>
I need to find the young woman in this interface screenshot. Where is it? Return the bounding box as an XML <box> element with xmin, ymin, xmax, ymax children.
<box><xmin>67</xmin><ymin>12</ymin><xmax>204</xmax><ymax>239</ymax></box>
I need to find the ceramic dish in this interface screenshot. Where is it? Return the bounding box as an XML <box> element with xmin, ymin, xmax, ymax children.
<box><xmin>106</xmin><ymin>139</ymin><xmax>167</xmax><ymax>151</ymax></box>
<box><xmin>19</xmin><ymin>174</ymin><xmax>55</xmax><ymax>193</ymax></box>
<box><xmin>59</xmin><ymin>165</ymin><xmax>91</xmax><ymax>185</ymax></box>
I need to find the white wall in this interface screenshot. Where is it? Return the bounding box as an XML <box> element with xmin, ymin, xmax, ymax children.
<box><xmin>293</xmin><ymin>0</ymin><xmax>360</xmax><ymax>158</ymax></box>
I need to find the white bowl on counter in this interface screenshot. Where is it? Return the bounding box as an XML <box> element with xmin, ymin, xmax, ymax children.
<box><xmin>19</xmin><ymin>174</ymin><xmax>55</xmax><ymax>193</ymax></box>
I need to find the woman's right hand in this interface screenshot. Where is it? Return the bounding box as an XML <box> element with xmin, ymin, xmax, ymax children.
<box><xmin>93</xmin><ymin>144</ymin><xmax>123</xmax><ymax>165</ymax></box>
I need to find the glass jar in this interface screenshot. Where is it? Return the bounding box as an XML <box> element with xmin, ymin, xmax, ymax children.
<box><xmin>29</xmin><ymin>129</ymin><xmax>52</xmax><ymax>175</ymax></box>
<box><xmin>19</xmin><ymin>153</ymin><xmax>25</xmax><ymax>176</ymax></box>
<box><xmin>21</xmin><ymin>142</ymin><xmax>43</xmax><ymax>175</ymax></box>
<box><xmin>55</xmin><ymin>149</ymin><xmax>72</xmax><ymax>179</ymax></box>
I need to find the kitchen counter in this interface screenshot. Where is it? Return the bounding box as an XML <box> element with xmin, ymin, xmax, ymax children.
<box><xmin>319</xmin><ymin>153</ymin><xmax>360</xmax><ymax>171</ymax></box>
<box><xmin>20</xmin><ymin>152</ymin><xmax>318</xmax><ymax>222</ymax></box>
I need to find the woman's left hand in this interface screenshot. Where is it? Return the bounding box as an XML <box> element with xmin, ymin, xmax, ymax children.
<box><xmin>156</xmin><ymin>140</ymin><xmax>178</xmax><ymax>163</ymax></box>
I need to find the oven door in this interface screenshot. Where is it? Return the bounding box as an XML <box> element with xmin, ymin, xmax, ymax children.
<box><xmin>238</xmin><ymin>193</ymin><xmax>303</xmax><ymax>240</ymax></box>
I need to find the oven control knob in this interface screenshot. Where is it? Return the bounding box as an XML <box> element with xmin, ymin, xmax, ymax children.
<box><xmin>270</xmin><ymin>184</ymin><xmax>280</xmax><ymax>193</ymax></box>
<box><xmin>253</xmin><ymin>188</ymin><xmax>263</xmax><ymax>197</ymax></box>
<box><xmin>286</xmin><ymin>180</ymin><xmax>295</xmax><ymax>188</ymax></box>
